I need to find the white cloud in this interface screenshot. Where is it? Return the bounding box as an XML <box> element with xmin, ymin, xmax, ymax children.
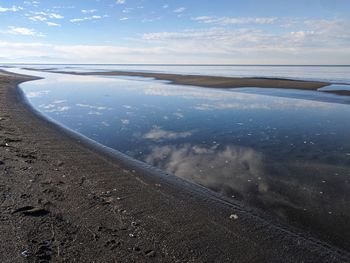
<box><xmin>116</xmin><ymin>0</ymin><xmax>125</xmax><ymax>4</ymax></box>
<box><xmin>82</xmin><ymin>9</ymin><xmax>97</xmax><ymax>14</ymax></box>
<box><xmin>173</xmin><ymin>7</ymin><xmax>185</xmax><ymax>13</ymax></box>
<box><xmin>6</xmin><ymin>26</ymin><xmax>44</xmax><ymax>37</ymax></box>
<box><xmin>24</xmin><ymin>1</ymin><xmax>39</xmax><ymax>6</ymax></box>
<box><xmin>120</xmin><ymin>17</ymin><xmax>129</xmax><ymax>21</ymax></box>
<box><xmin>1</xmin><ymin>17</ymin><xmax>349</xmax><ymax>64</ymax></box>
<box><xmin>32</xmin><ymin>11</ymin><xmax>64</xmax><ymax>19</ymax></box>
<box><xmin>49</xmin><ymin>13</ymin><xmax>63</xmax><ymax>19</ymax></box>
<box><xmin>0</xmin><ymin>38</ymin><xmax>347</xmax><ymax>65</ymax></box>
<box><xmin>142</xmin><ymin>16</ymin><xmax>162</xmax><ymax>23</ymax></box>
<box><xmin>47</xmin><ymin>22</ymin><xmax>60</xmax><ymax>27</ymax></box>
<box><xmin>29</xmin><ymin>15</ymin><xmax>47</xmax><ymax>22</ymax></box>
<box><xmin>28</xmin><ymin>12</ymin><xmax>63</xmax><ymax>26</ymax></box>
<box><xmin>142</xmin><ymin>28</ymin><xmax>271</xmax><ymax>47</ymax></box>
<box><xmin>122</xmin><ymin>7</ymin><xmax>133</xmax><ymax>13</ymax></box>
<box><xmin>290</xmin><ymin>31</ymin><xmax>309</xmax><ymax>38</ymax></box>
<box><xmin>192</xmin><ymin>16</ymin><xmax>278</xmax><ymax>25</ymax></box>
<box><xmin>0</xmin><ymin>5</ymin><xmax>23</xmax><ymax>12</ymax></box>
<box><xmin>163</xmin><ymin>4</ymin><xmax>169</xmax><ymax>9</ymax></box>
<box><xmin>70</xmin><ymin>15</ymin><xmax>102</xmax><ymax>23</ymax></box>
<box><xmin>141</xmin><ymin>18</ymin><xmax>350</xmax><ymax>62</ymax></box>
<box><xmin>51</xmin><ymin>5</ymin><xmax>75</xmax><ymax>9</ymax></box>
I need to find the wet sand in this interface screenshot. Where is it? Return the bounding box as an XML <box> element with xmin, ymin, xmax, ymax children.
<box><xmin>0</xmin><ymin>70</ymin><xmax>349</xmax><ymax>262</ymax></box>
<box><xmin>28</xmin><ymin>68</ymin><xmax>332</xmax><ymax>90</ymax></box>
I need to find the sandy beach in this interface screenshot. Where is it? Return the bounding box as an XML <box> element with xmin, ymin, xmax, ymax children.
<box><xmin>1</xmin><ymin>70</ymin><xmax>349</xmax><ymax>262</ymax></box>
<box><xmin>30</xmin><ymin>68</ymin><xmax>350</xmax><ymax>97</ymax></box>
<box><xmin>29</xmin><ymin>68</ymin><xmax>334</xmax><ymax>91</ymax></box>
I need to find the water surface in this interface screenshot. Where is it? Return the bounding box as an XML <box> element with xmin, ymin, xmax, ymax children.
<box><xmin>5</xmin><ymin>67</ymin><xmax>350</xmax><ymax>251</ymax></box>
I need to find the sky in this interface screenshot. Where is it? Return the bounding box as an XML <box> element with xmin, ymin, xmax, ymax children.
<box><xmin>0</xmin><ymin>0</ymin><xmax>349</xmax><ymax>64</ymax></box>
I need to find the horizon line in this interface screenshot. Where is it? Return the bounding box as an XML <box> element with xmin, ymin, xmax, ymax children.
<box><xmin>1</xmin><ymin>63</ymin><xmax>350</xmax><ymax>67</ymax></box>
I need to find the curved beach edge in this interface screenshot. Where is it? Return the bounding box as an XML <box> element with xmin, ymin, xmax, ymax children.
<box><xmin>27</xmin><ymin>67</ymin><xmax>332</xmax><ymax>90</ymax></box>
<box><xmin>0</xmin><ymin>70</ymin><xmax>349</xmax><ymax>262</ymax></box>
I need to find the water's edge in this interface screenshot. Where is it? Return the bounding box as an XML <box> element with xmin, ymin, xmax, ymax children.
<box><xmin>9</xmin><ymin>70</ymin><xmax>350</xmax><ymax>258</ymax></box>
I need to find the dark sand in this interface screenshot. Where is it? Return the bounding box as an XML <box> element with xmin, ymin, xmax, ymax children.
<box><xmin>1</xmin><ymin>71</ymin><xmax>349</xmax><ymax>262</ymax></box>
<box><xmin>29</xmin><ymin>68</ymin><xmax>332</xmax><ymax>90</ymax></box>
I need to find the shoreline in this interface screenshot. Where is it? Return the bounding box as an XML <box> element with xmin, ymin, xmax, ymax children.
<box><xmin>24</xmin><ymin>68</ymin><xmax>350</xmax><ymax>97</ymax></box>
<box><xmin>26</xmin><ymin>68</ymin><xmax>333</xmax><ymax>90</ymax></box>
<box><xmin>1</xmin><ymin>71</ymin><xmax>349</xmax><ymax>262</ymax></box>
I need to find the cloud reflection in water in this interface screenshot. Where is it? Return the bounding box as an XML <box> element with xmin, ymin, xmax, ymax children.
<box><xmin>145</xmin><ymin>144</ymin><xmax>268</xmax><ymax>200</ymax></box>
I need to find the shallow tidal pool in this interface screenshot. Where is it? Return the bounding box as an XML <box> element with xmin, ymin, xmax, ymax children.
<box><xmin>7</xmin><ymin>67</ymin><xmax>350</xmax><ymax>250</ymax></box>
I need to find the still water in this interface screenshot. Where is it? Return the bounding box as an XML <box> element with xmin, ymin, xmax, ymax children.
<box><xmin>6</xmin><ymin>67</ymin><xmax>350</xmax><ymax>250</ymax></box>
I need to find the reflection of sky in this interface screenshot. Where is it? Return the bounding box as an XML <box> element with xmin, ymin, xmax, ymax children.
<box><xmin>7</xmin><ymin>67</ymin><xmax>350</xmax><ymax>250</ymax></box>
<box><xmin>319</xmin><ymin>84</ymin><xmax>350</xmax><ymax>92</ymax></box>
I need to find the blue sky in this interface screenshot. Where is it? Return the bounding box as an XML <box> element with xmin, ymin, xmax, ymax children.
<box><xmin>0</xmin><ymin>0</ymin><xmax>349</xmax><ymax>64</ymax></box>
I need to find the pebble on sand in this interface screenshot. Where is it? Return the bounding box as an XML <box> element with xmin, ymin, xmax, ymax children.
<box><xmin>230</xmin><ymin>214</ymin><xmax>238</xmax><ymax>220</ymax></box>
<box><xmin>145</xmin><ymin>250</ymin><xmax>156</xmax><ymax>258</ymax></box>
